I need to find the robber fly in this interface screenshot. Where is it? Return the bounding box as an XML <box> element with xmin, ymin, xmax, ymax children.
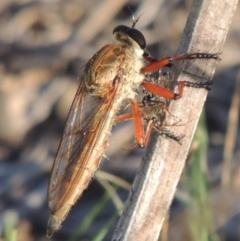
<box><xmin>47</xmin><ymin>21</ymin><xmax>219</xmax><ymax>237</ymax></box>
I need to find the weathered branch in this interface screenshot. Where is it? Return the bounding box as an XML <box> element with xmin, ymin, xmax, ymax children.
<box><xmin>112</xmin><ymin>0</ymin><xmax>239</xmax><ymax>240</ymax></box>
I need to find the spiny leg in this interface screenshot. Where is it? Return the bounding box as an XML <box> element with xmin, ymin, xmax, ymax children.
<box><xmin>142</xmin><ymin>81</ymin><xmax>179</xmax><ymax>100</ymax></box>
<box><xmin>142</xmin><ymin>53</ymin><xmax>220</xmax><ymax>73</ymax></box>
<box><xmin>113</xmin><ymin>101</ymin><xmax>152</xmax><ymax>148</ymax></box>
<box><xmin>114</xmin><ymin>101</ymin><xmax>183</xmax><ymax>147</ymax></box>
<box><xmin>155</xmin><ymin>125</ymin><xmax>184</xmax><ymax>144</ymax></box>
<box><xmin>142</xmin><ymin>80</ymin><xmax>213</xmax><ymax>101</ymax></box>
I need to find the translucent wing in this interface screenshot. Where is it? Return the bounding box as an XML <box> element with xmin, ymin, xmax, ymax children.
<box><xmin>48</xmin><ymin>78</ymin><xmax>117</xmax><ymax>212</ymax></box>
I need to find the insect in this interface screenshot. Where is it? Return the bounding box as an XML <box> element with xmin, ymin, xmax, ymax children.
<box><xmin>140</xmin><ymin>93</ymin><xmax>184</xmax><ymax>143</ymax></box>
<box><xmin>47</xmin><ymin>22</ymin><xmax>219</xmax><ymax>237</ymax></box>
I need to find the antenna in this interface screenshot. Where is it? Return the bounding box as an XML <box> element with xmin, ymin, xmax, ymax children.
<box><xmin>127</xmin><ymin>7</ymin><xmax>144</xmax><ymax>28</ymax></box>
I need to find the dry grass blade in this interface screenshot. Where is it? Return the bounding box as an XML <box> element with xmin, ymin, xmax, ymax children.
<box><xmin>222</xmin><ymin>70</ymin><xmax>240</xmax><ymax>188</ymax></box>
<box><xmin>112</xmin><ymin>0</ymin><xmax>239</xmax><ymax>241</ymax></box>
<box><xmin>96</xmin><ymin>170</ymin><xmax>132</xmax><ymax>190</ymax></box>
<box><xmin>95</xmin><ymin>177</ymin><xmax>124</xmax><ymax>214</ymax></box>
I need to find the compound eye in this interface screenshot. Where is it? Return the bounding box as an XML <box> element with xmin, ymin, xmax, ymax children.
<box><xmin>113</xmin><ymin>25</ymin><xmax>146</xmax><ymax>49</ymax></box>
<box><xmin>113</xmin><ymin>25</ymin><xmax>130</xmax><ymax>34</ymax></box>
<box><xmin>127</xmin><ymin>28</ymin><xmax>146</xmax><ymax>49</ymax></box>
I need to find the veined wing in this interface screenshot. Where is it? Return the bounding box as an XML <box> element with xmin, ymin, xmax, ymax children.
<box><xmin>48</xmin><ymin>78</ymin><xmax>118</xmax><ymax>212</ymax></box>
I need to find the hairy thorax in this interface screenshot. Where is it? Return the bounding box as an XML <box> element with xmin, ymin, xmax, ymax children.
<box><xmin>84</xmin><ymin>43</ymin><xmax>145</xmax><ymax>100</ymax></box>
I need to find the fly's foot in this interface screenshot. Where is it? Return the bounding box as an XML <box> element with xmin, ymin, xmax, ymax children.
<box><xmin>183</xmin><ymin>80</ymin><xmax>213</xmax><ymax>91</ymax></box>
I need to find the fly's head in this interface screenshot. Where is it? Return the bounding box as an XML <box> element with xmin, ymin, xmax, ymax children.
<box><xmin>113</xmin><ymin>25</ymin><xmax>146</xmax><ymax>57</ymax></box>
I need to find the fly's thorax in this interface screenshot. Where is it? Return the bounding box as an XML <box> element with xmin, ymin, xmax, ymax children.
<box><xmin>120</xmin><ymin>43</ymin><xmax>145</xmax><ymax>83</ymax></box>
<box><xmin>83</xmin><ymin>42</ymin><xmax>145</xmax><ymax>99</ymax></box>
<box><xmin>115</xmin><ymin>44</ymin><xmax>145</xmax><ymax>101</ymax></box>
<box><xmin>113</xmin><ymin>29</ymin><xmax>146</xmax><ymax>86</ymax></box>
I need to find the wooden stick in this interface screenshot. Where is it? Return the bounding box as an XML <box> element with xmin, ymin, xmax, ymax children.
<box><xmin>112</xmin><ymin>0</ymin><xmax>239</xmax><ymax>240</ymax></box>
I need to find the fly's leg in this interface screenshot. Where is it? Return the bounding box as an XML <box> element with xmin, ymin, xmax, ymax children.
<box><xmin>114</xmin><ymin>101</ymin><xmax>183</xmax><ymax>147</ymax></box>
<box><xmin>140</xmin><ymin>53</ymin><xmax>219</xmax><ymax>100</ymax></box>
<box><xmin>114</xmin><ymin>101</ymin><xmax>155</xmax><ymax>148</ymax></box>
<box><xmin>154</xmin><ymin>125</ymin><xmax>184</xmax><ymax>144</ymax></box>
<box><xmin>142</xmin><ymin>80</ymin><xmax>213</xmax><ymax>100</ymax></box>
<box><xmin>183</xmin><ymin>80</ymin><xmax>213</xmax><ymax>91</ymax></box>
<box><xmin>142</xmin><ymin>53</ymin><xmax>220</xmax><ymax>73</ymax></box>
<box><xmin>132</xmin><ymin>100</ymin><xmax>184</xmax><ymax>147</ymax></box>
<box><xmin>131</xmin><ymin>101</ymin><xmax>145</xmax><ymax>148</ymax></box>
<box><xmin>114</xmin><ymin>113</ymin><xmax>134</xmax><ymax>123</ymax></box>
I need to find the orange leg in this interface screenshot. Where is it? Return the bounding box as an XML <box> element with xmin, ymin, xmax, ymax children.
<box><xmin>114</xmin><ymin>110</ymin><xmax>144</xmax><ymax>147</ymax></box>
<box><xmin>114</xmin><ymin>101</ymin><xmax>184</xmax><ymax>147</ymax></box>
<box><xmin>114</xmin><ymin>101</ymin><xmax>156</xmax><ymax>148</ymax></box>
<box><xmin>142</xmin><ymin>53</ymin><xmax>220</xmax><ymax>73</ymax></box>
<box><xmin>141</xmin><ymin>53</ymin><xmax>219</xmax><ymax>100</ymax></box>
<box><xmin>114</xmin><ymin>113</ymin><xmax>134</xmax><ymax>123</ymax></box>
<box><xmin>132</xmin><ymin>101</ymin><xmax>145</xmax><ymax>148</ymax></box>
<box><xmin>142</xmin><ymin>81</ymin><xmax>185</xmax><ymax>100</ymax></box>
<box><xmin>113</xmin><ymin>105</ymin><xmax>145</xmax><ymax>147</ymax></box>
<box><xmin>143</xmin><ymin>121</ymin><xmax>155</xmax><ymax>147</ymax></box>
<box><xmin>132</xmin><ymin>101</ymin><xmax>161</xmax><ymax>148</ymax></box>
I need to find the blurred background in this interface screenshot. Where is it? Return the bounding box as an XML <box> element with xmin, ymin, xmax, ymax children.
<box><xmin>0</xmin><ymin>0</ymin><xmax>240</xmax><ymax>240</ymax></box>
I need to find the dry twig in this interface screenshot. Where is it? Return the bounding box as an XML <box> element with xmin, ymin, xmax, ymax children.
<box><xmin>112</xmin><ymin>0</ymin><xmax>239</xmax><ymax>240</ymax></box>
